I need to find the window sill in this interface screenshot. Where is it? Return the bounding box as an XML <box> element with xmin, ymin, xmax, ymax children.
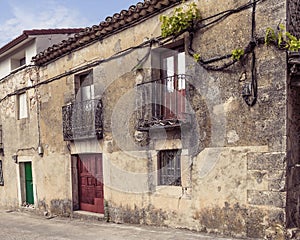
<box><xmin>17</xmin><ymin>117</ymin><xmax>29</xmax><ymax>122</ymax></box>
<box><xmin>154</xmin><ymin>185</ymin><xmax>182</xmax><ymax>197</ymax></box>
<box><xmin>10</xmin><ymin>64</ymin><xmax>27</xmax><ymax>74</ymax></box>
<box><xmin>153</xmin><ymin>185</ymin><xmax>192</xmax><ymax>200</ymax></box>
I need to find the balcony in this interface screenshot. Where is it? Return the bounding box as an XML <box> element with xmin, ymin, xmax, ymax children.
<box><xmin>136</xmin><ymin>74</ymin><xmax>192</xmax><ymax>131</ymax></box>
<box><xmin>62</xmin><ymin>99</ymin><xmax>103</xmax><ymax>141</ymax></box>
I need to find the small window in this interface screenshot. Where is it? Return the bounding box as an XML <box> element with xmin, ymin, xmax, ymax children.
<box><xmin>0</xmin><ymin>160</ymin><xmax>4</xmax><ymax>186</ymax></box>
<box><xmin>158</xmin><ymin>149</ymin><xmax>181</xmax><ymax>186</ymax></box>
<box><xmin>19</xmin><ymin>57</ymin><xmax>26</xmax><ymax>66</ymax></box>
<box><xmin>11</xmin><ymin>51</ymin><xmax>26</xmax><ymax>71</ymax></box>
<box><xmin>18</xmin><ymin>92</ymin><xmax>28</xmax><ymax>119</ymax></box>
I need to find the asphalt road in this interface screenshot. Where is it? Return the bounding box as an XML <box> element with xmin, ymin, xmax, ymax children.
<box><xmin>0</xmin><ymin>209</ymin><xmax>250</xmax><ymax>240</ymax></box>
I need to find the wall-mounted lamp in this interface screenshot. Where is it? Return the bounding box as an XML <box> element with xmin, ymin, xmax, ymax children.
<box><xmin>38</xmin><ymin>145</ymin><xmax>44</xmax><ymax>157</ymax></box>
<box><xmin>12</xmin><ymin>154</ymin><xmax>18</xmax><ymax>163</ymax></box>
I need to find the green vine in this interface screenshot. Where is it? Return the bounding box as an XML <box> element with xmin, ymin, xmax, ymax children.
<box><xmin>286</xmin><ymin>32</ymin><xmax>300</xmax><ymax>51</ymax></box>
<box><xmin>231</xmin><ymin>49</ymin><xmax>244</xmax><ymax>61</ymax></box>
<box><xmin>193</xmin><ymin>53</ymin><xmax>201</xmax><ymax>62</ymax></box>
<box><xmin>160</xmin><ymin>2</ymin><xmax>200</xmax><ymax>38</ymax></box>
<box><xmin>158</xmin><ymin>0</ymin><xmax>298</xmax><ymax>72</ymax></box>
<box><xmin>265</xmin><ymin>24</ymin><xmax>300</xmax><ymax>51</ymax></box>
<box><xmin>265</xmin><ymin>27</ymin><xmax>277</xmax><ymax>46</ymax></box>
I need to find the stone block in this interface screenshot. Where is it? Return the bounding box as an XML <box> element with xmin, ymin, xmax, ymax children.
<box><xmin>247</xmin><ymin>152</ymin><xmax>286</xmax><ymax>170</ymax></box>
<box><xmin>268</xmin><ymin>170</ymin><xmax>286</xmax><ymax>191</ymax></box>
<box><xmin>247</xmin><ymin>170</ymin><xmax>268</xmax><ymax>191</ymax></box>
<box><xmin>247</xmin><ymin>190</ymin><xmax>286</xmax><ymax>208</ymax></box>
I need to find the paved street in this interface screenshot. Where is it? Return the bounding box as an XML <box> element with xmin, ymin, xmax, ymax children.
<box><xmin>0</xmin><ymin>209</ymin><xmax>253</xmax><ymax>240</ymax></box>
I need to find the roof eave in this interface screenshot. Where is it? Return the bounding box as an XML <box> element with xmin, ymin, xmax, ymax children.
<box><xmin>33</xmin><ymin>0</ymin><xmax>182</xmax><ymax>66</ymax></box>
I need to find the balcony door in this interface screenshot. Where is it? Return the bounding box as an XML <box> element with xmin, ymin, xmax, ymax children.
<box><xmin>75</xmin><ymin>71</ymin><xmax>94</xmax><ymax>102</ymax></box>
<box><xmin>160</xmin><ymin>45</ymin><xmax>186</xmax><ymax>120</ymax></box>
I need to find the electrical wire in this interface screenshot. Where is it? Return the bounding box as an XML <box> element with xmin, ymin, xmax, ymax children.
<box><xmin>243</xmin><ymin>0</ymin><xmax>258</xmax><ymax>107</ymax></box>
<box><xmin>0</xmin><ymin>38</ymin><xmax>158</xmax><ymax>104</ymax></box>
<box><xmin>197</xmin><ymin>0</ymin><xmax>264</xmax><ymax>30</ymax></box>
<box><xmin>0</xmin><ymin>0</ymin><xmax>264</xmax><ymax>106</ymax></box>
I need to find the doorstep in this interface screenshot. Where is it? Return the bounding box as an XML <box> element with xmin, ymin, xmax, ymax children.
<box><xmin>72</xmin><ymin>210</ymin><xmax>105</xmax><ymax>221</ymax></box>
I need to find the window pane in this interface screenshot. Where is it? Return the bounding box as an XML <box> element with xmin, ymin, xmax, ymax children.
<box><xmin>81</xmin><ymin>86</ymin><xmax>91</xmax><ymax>101</ymax></box>
<box><xmin>18</xmin><ymin>93</ymin><xmax>28</xmax><ymax>119</ymax></box>
<box><xmin>158</xmin><ymin>149</ymin><xmax>181</xmax><ymax>186</ymax></box>
<box><xmin>77</xmin><ymin>72</ymin><xmax>94</xmax><ymax>101</ymax></box>
<box><xmin>166</xmin><ymin>56</ymin><xmax>174</xmax><ymax>77</ymax></box>
<box><xmin>163</xmin><ymin>56</ymin><xmax>174</xmax><ymax>92</ymax></box>
<box><xmin>20</xmin><ymin>57</ymin><xmax>26</xmax><ymax>66</ymax></box>
<box><xmin>166</xmin><ymin>77</ymin><xmax>174</xmax><ymax>93</ymax></box>
<box><xmin>178</xmin><ymin>52</ymin><xmax>185</xmax><ymax>75</ymax></box>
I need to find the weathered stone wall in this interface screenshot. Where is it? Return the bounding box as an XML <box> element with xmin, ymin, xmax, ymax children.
<box><xmin>0</xmin><ymin>0</ymin><xmax>290</xmax><ymax>239</ymax></box>
<box><xmin>101</xmin><ymin>0</ymin><xmax>288</xmax><ymax>239</ymax></box>
<box><xmin>288</xmin><ymin>0</ymin><xmax>300</xmax><ymax>39</ymax></box>
<box><xmin>0</xmin><ymin>67</ymin><xmax>40</xmax><ymax>208</ymax></box>
<box><xmin>35</xmin><ymin>72</ymin><xmax>78</xmax><ymax>216</ymax></box>
<box><xmin>0</xmin><ymin>66</ymin><xmax>72</xmax><ymax>216</ymax></box>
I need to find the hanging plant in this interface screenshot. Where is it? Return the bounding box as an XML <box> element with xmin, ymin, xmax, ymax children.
<box><xmin>160</xmin><ymin>2</ymin><xmax>201</xmax><ymax>38</ymax></box>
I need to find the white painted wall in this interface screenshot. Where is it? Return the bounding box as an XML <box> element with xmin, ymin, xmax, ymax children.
<box><xmin>26</xmin><ymin>40</ymin><xmax>37</xmax><ymax>64</ymax></box>
<box><xmin>0</xmin><ymin>33</ymin><xmax>76</xmax><ymax>79</ymax></box>
<box><xmin>0</xmin><ymin>59</ymin><xmax>10</xmax><ymax>79</ymax></box>
<box><xmin>35</xmin><ymin>34</ymin><xmax>74</xmax><ymax>55</ymax></box>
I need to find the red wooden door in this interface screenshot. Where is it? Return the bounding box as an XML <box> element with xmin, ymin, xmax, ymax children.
<box><xmin>78</xmin><ymin>154</ymin><xmax>104</xmax><ymax>213</ymax></box>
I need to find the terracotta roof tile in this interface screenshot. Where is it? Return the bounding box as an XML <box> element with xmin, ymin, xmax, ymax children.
<box><xmin>33</xmin><ymin>0</ymin><xmax>181</xmax><ymax>65</ymax></box>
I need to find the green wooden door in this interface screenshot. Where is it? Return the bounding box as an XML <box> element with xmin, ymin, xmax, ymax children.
<box><xmin>24</xmin><ymin>162</ymin><xmax>34</xmax><ymax>204</ymax></box>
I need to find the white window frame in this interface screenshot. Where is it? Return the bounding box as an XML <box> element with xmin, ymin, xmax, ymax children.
<box><xmin>18</xmin><ymin>92</ymin><xmax>28</xmax><ymax>119</ymax></box>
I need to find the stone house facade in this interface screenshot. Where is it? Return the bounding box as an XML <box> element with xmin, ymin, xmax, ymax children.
<box><xmin>0</xmin><ymin>0</ymin><xmax>299</xmax><ymax>239</ymax></box>
<box><xmin>0</xmin><ymin>29</ymin><xmax>82</xmax><ymax>79</ymax></box>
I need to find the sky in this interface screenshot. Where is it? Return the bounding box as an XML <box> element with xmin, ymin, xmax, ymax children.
<box><xmin>0</xmin><ymin>0</ymin><xmax>139</xmax><ymax>47</ymax></box>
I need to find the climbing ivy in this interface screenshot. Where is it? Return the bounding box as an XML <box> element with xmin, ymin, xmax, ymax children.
<box><xmin>193</xmin><ymin>53</ymin><xmax>201</xmax><ymax>62</ymax></box>
<box><xmin>286</xmin><ymin>32</ymin><xmax>300</xmax><ymax>51</ymax></box>
<box><xmin>160</xmin><ymin>2</ymin><xmax>200</xmax><ymax>38</ymax></box>
<box><xmin>231</xmin><ymin>49</ymin><xmax>244</xmax><ymax>61</ymax></box>
<box><xmin>265</xmin><ymin>24</ymin><xmax>300</xmax><ymax>51</ymax></box>
<box><xmin>265</xmin><ymin>27</ymin><xmax>277</xmax><ymax>46</ymax></box>
<box><xmin>157</xmin><ymin>0</ymin><xmax>300</xmax><ymax>107</ymax></box>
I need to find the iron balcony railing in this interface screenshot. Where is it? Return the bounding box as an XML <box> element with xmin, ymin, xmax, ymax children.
<box><xmin>136</xmin><ymin>74</ymin><xmax>192</xmax><ymax>130</ymax></box>
<box><xmin>62</xmin><ymin>99</ymin><xmax>103</xmax><ymax>141</ymax></box>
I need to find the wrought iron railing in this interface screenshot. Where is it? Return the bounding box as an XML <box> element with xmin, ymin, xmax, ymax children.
<box><xmin>136</xmin><ymin>74</ymin><xmax>191</xmax><ymax>130</ymax></box>
<box><xmin>62</xmin><ymin>99</ymin><xmax>103</xmax><ymax>141</ymax></box>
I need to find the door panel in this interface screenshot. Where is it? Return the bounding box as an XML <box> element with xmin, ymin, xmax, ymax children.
<box><xmin>77</xmin><ymin>154</ymin><xmax>104</xmax><ymax>213</ymax></box>
<box><xmin>24</xmin><ymin>162</ymin><xmax>34</xmax><ymax>204</ymax></box>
